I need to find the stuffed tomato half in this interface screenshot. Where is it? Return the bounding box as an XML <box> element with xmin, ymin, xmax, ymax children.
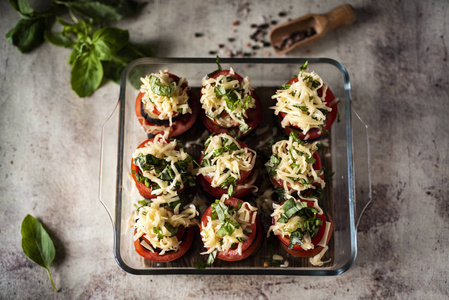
<box><xmin>268</xmin><ymin>197</ymin><xmax>333</xmax><ymax>266</ymax></box>
<box><xmin>265</xmin><ymin>131</ymin><xmax>325</xmax><ymax>197</ymax></box>
<box><xmin>200</xmin><ymin>66</ymin><xmax>262</xmax><ymax>138</ymax></box>
<box><xmin>200</xmin><ymin>196</ymin><xmax>262</xmax><ymax>265</ymax></box>
<box><xmin>135</xmin><ymin>70</ymin><xmax>199</xmax><ymax>137</ymax></box>
<box><xmin>131</xmin><ymin>200</ymin><xmax>199</xmax><ymax>262</ymax></box>
<box><xmin>131</xmin><ymin>134</ymin><xmax>195</xmax><ymax>200</ymax></box>
<box><xmin>271</xmin><ymin>61</ymin><xmax>337</xmax><ymax>140</ymax></box>
<box><xmin>196</xmin><ymin>133</ymin><xmax>258</xmax><ymax>198</ymax></box>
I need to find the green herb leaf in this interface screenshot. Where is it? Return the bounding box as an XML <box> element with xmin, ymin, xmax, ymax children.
<box><xmin>299</xmin><ymin>61</ymin><xmax>309</xmax><ymax>71</ymax></box>
<box><xmin>5</xmin><ymin>17</ymin><xmax>49</xmax><ymax>53</ymax></box>
<box><xmin>44</xmin><ymin>31</ymin><xmax>74</xmax><ymax>48</ymax></box>
<box><xmin>194</xmin><ymin>260</ymin><xmax>206</xmax><ymax>269</ymax></box>
<box><xmin>21</xmin><ymin>214</ymin><xmax>58</xmax><ymax>292</ymax></box>
<box><xmin>56</xmin><ymin>0</ymin><xmax>129</xmax><ymax>22</ymax></box>
<box><xmin>163</xmin><ymin>222</ymin><xmax>178</xmax><ymax>238</ymax></box>
<box><xmin>70</xmin><ymin>48</ymin><xmax>103</xmax><ymax>97</ymax></box>
<box><xmin>207</xmin><ymin>248</ymin><xmax>218</xmax><ymax>265</ymax></box>
<box><xmin>92</xmin><ymin>27</ymin><xmax>129</xmax><ymax>60</ymax></box>
<box><xmin>149</xmin><ymin>75</ymin><xmax>174</xmax><ymax>97</ymax></box>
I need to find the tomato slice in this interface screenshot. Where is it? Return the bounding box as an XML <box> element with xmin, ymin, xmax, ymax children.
<box><xmin>135</xmin><ymin>90</ymin><xmax>199</xmax><ymax>137</ymax></box>
<box><xmin>200</xmin><ymin>197</ymin><xmax>258</xmax><ymax>258</ymax></box>
<box><xmin>134</xmin><ymin>227</ymin><xmax>194</xmax><ymax>262</ymax></box>
<box><xmin>270</xmin><ymin>151</ymin><xmax>323</xmax><ymax>191</ymax></box>
<box><xmin>273</xmin><ymin>200</ymin><xmax>333</xmax><ymax>256</ymax></box>
<box><xmin>199</xmin><ymin>139</ymin><xmax>254</xmax><ymax>186</ymax></box>
<box><xmin>198</xmin><ymin>169</ymin><xmax>257</xmax><ymax>198</ymax></box>
<box><xmin>130</xmin><ymin>138</ymin><xmax>186</xmax><ymax>199</ymax></box>
<box><xmin>278</xmin><ymin>79</ymin><xmax>337</xmax><ymax>140</ymax></box>
<box><xmin>201</xmin><ymin>69</ymin><xmax>262</xmax><ymax>138</ymax></box>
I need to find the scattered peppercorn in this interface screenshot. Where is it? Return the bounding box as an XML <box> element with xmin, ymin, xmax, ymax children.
<box><xmin>194</xmin><ymin>32</ymin><xmax>204</xmax><ymax>38</ymax></box>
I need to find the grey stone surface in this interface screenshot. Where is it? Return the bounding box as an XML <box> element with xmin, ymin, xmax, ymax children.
<box><xmin>1</xmin><ymin>0</ymin><xmax>448</xmax><ymax>299</ymax></box>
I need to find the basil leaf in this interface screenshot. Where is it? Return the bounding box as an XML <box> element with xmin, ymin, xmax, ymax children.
<box><xmin>149</xmin><ymin>75</ymin><xmax>174</xmax><ymax>97</ymax></box>
<box><xmin>21</xmin><ymin>215</ymin><xmax>58</xmax><ymax>292</ymax></box>
<box><xmin>5</xmin><ymin>17</ymin><xmax>49</xmax><ymax>53</ymax></box>
<box><xmin>163</xmin><ymin>222</ymin><xmax>178</xmax><ymax>238</ymax></box>
<box><xmin>299</xmin><ymin>61</ymin><xmax>308</xmax><ymax>71</ymax></box>
<box><xmin>288</xmin><ymin>231</ymin><xmax>304</xmax><ymax>249</ymax></box>
<box><xmin>211</xmin><ymin>200</ymin><xmax>227</xmax><ymax>222</ymax></box>
<box><xmin>56</xmin><ymin>0</ymin><xmax>126</xmax><ymax>22</ymax></box>
<box><xmin>214</xmin><ymin>86</ymin><xmax>226</xmax><ymax>98</ymax></box>
<box><xmin>207</xmin><ymin>249</ymin><xmax>218</xmax><ymax>265</ymax></box>
<box><xmin>44</xmin><ymin>31</ymin><xmax>74</xmax><ymax>48</ymax></box>
<box><xmin>280</xmin><ymin>83</ymin><xmax>291</xmax><ymax>90</ymax></box>
<box><xmin>70</xmin><ymin>49</ymin><xmax>103</xmax><ymax>97</ymax></box>
<box><xmin>93</xmin><ymin>27</ymin><xmax>129</xmax><ymax>60</ymax></box>
<box><xmin>10</xmin><ymin>0</ymin><xmax>36</xmax><ymax>18</ymax></box>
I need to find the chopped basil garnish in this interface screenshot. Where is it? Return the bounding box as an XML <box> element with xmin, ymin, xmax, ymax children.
<box><xmin>207</xmin><ymin>249</ymin><xmax>218</xmax><ymax>265</ymax></box>
<box><xmin>149</xmin><ymin>75</ymin><xmax>175</xmax><ymax>97</ymax></box>
<box><xmin>163</xmin><ymin>222</ymin><xmax>178</xmax><ymax>238</ymax></box>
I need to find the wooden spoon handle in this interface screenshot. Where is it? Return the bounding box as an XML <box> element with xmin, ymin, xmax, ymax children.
<box><xmin>325</xmin><ymin>4</ymin><xmax>356</xmax><ymax>31</ymax></box>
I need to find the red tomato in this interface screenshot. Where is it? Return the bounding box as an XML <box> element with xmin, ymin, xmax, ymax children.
<box><xmin>200</xmin><ymin>197</ymin><xmax>259</xmax><ymax>260</ymax></box>
<box><xmin>270</xmin><ymin>151</ymin><xmax>323</xmax><ymax>191</ymax></box>
<box><xmin>134</xmin><ymin>227</ymin><xmax>194</xmax><ymax>262</ymax></box>
<box><xmin>199</xmin><ymin>139</ymin><xmax>254</xmax><ymax>186</ymax></box>
<box><xmin>135</xmin><ymin>86</ymin><xmax>199</xmax><ymax>138</ymax></box>
<box><xmin>197</xmin><ymin>169</ymin><xmax>257</xmax><ymax>199</ymax></box>
<box><xmin>130</xmin><ymin>138</ymin><xmax>186</xmax><ymax>199</ymax></box>
<box><xmin>273</xmin><ymin>200</ymin><xmax>333</xmax><ymax>256</ymax></box>
<box><xmin>278</xmin><ymin>79</ymin><xmax>337</xmax><ymax>140</ymax></box>
<box><xmin>201</xmin><ymin>69</ymin><xmax>262</xmax><ymax>138</ymax></box>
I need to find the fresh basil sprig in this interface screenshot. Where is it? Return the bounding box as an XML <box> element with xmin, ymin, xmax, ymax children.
<box><xmin>21</xmin><ymin>214</ymin><xmax>58</xmax><ymax>292</ymax></box>
<box><xmin>5</xmin><ymin>0</ymin><xmax>154</xmax><ymax>97</ymax></box>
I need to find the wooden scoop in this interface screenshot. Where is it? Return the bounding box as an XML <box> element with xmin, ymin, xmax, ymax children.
<box><xmin>270</xmin><ymin>4</ymin><xmax>356</xmax><ymax>55</ymax></box>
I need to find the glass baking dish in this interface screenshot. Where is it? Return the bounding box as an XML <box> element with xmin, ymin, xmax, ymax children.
<box><xmin>99</xmin><ymin>57</ymin><xmax>371</xmax><ymax>275</ymax></box>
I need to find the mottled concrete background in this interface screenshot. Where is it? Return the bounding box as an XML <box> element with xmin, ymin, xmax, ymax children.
<box><xmin>1</xmin><ymin>0</ymin><xmax>448</xmax><ymax>299</ymax></box>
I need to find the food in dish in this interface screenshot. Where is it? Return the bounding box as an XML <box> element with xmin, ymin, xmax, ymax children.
<box><xmin>135</xmin><ymin>71</ymin><xmax>199</xmax><ymax>137</ymax></box>
<box><xmin>131</xmin><ymin>134</ymin><xmax>195</xmax><ymax>200</ymax></box>
<box><xmin>196</xmin><ymin>133</ymin><xmax>258</xmax><ymax>198</ymax></box>
<box><xmin>200</xmin><ymin>62</ymin><xmax>262</xmax><ymax>138</ymax></box>
<box><xmin>131</xmin><ymin>199</ymin><xmax>199</xmax><ymax>262</ymax></box>
<box><xmin>268</xmin><ymin>197</ymin><xmax>333</xmax><ymax>266</ymax></box>
<box><xmin>200</xmin><ymin>195</ymin><xmax>262</xmax><ymax>264</ymax></box>
<box><xmin>265</xmin><ymin>131</ymin><xmax>325</xmax><ymax>197</ymax></box>
<box><xmin>271</xmin><ymin>61</ymin><xmax>338</xmax><ymax>140</ymax></box>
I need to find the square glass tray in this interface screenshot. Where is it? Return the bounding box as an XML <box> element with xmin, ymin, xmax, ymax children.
<box><xmin>99</xmin><ymin>57</ymin><xmax>371</xmax><ymax>275</ymax></box>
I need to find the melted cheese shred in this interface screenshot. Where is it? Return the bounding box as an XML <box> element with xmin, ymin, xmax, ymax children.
<box><xmin>266</xmin><ymin>136</ymin><xmax>325</xmax><ymax>194</ymax></box>
<box><xmin>140</xmin><ymin>70</ymin><xmax>191</xmax><ymax>126</ymax></box>
<box><xmin>201</xmin><ymin>195</ymin><xmax>258</xmax><ymax>255</ymax></box>
<box><xmin>271</xmin><ymin>68</ymin><xmax>330</xmax><ymax>134</ymax></box>
<box><xmin>197</xmin><ymin>134</ymin><xmax>256</xmax><ymax>188</ymax></box>
<box><xmin>132</xmin><ymin>134</ymin><xmax>192</xmax><ymax>198</ymax></box>
<box><xmin>200</xmin><ymin>68</ymin><xmax>255</xmax><ymax>128</ymax></box>
<box><xmin>132</xmin><ymin>202</ymin><xmax>199</xmax><ymax>255</ymax></box>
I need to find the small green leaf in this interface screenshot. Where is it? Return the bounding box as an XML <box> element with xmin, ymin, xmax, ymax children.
<box><xmin>5</xmin><ymin>17</ymin><xmax>49</xmax><ymax>53</ymax></box>
<box><xmin>21</xmin><ymin>214</ymin><xmax>58</xmax><ymax>292</ymax></box>
<box><xmin>44</xmin><ymin>31</ymin><xmax>74</xmax><ymax>48</ymax></box>
<box><xmin>70</xmin><ymin>49</ymin><xmax>103</xmax><ymax>97</ymax></box>
<box><xmin>92</xmin><ymin>27</ymin><xmax>129</xmax><ymax>60</ymax></box>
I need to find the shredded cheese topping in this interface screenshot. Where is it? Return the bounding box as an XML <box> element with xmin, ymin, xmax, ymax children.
<box><xmin>201</xmin><ymin>195</ymin><xmax>258</xmax><ymax>255</ymax></box>
<box><xmin>140</xmin><ymin>70</ymin><xmax>191</xmax><ymax>126</ymax></box>
<box><xmin>132</xmin><ymin>134</ymin><xmax>192</xmax><ymax>198</ymax></box>
<box><xmin>200</xmin><ymin>68</ymin><xmax>255</xmax><ymax>130</ymax></box>
<box><xmin>196</xmin><ymin>133</ymin><xmax>256</xmax><ymax>188</ymax></box>
<box><xmin>265</xmin><ymin>133</ymin><xmax>325</xmax><ymax>194</ymax></box>
<box><xmin>271</xmin><ymin>66</ymin><xmax>331</xmax><ymax>134</ymax></box>
<box><xmin>131</xmin><ymin>202</ymin><xmax>199</xmax><ymax>255</ymax></box>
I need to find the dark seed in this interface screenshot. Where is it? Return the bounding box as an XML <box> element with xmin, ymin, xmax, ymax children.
<box><xmin>194</xmin><ymin>32</ymin><xmax>204</xmax><ymax>38</ymax></box>
<box><xmin>209</xmin><ymin>50</ymin><xmax>217</xmax><ymax>55</ymax></box>
<box><xmin>228</xmin><ymin>37</ymin><xmax>236</xmax><ymax>42</ymax></box>
<box><xmin>279</xmin><ymin>11</ymin><xmax>287</xmax><ymax>17</ymax></box>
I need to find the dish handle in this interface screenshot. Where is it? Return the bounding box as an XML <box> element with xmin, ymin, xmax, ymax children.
<box><xmin>352</xmin><ymin>108</ymin><xmax>372</xmax><ymax>229</ymax></box>
<box><xmin>98</xmin><ymin>101</ymin><xmax>120</xmax><ymax>228</ymax></box>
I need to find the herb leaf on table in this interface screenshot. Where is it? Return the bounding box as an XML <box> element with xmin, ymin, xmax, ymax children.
<box><xmin>21</xmin><ymin>214</ymin><xmax>59</xmax><ymax>292</ymax></box>
<box><xmin>5</xmin><ymin>0</ymin><xmax>155</xmax><ymax>97</ymax></box>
